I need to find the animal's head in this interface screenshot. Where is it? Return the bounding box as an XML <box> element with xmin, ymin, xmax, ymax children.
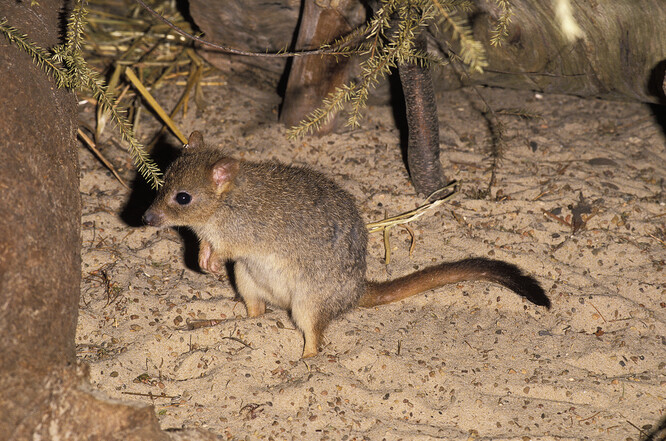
<box><xmin>143</xmin><ymin>131</ymin><xmax>239</xmax><ymax>228</ymax></box>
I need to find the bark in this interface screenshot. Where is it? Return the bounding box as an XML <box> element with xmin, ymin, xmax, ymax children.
<box><xmin>398</xmin><ymin>33</ymin><xmax>447</xmax><ymax>195</ymax></box>
<box><xmin>0</xmin><ymin>0</ymin><xmax>81</xmax><ymax>432</ymax></box>
<box><xmin>279</xmin><ymin>0</ymin><xmax>365</xmax><ymax>134</ymax></box>
<box><xmin>188</xmin><ymin>0</ymin><xmax>301</xmax><ymax>78</ymax></box>
<box><xmin>467</xmin><ymin>0</ymin><xmax>666</xmax><ymax>102</ymax></box>
<box><xmin>0</xmin><ymin>2</ymin><xmax>217</xmax><ymax>439</ymax></box>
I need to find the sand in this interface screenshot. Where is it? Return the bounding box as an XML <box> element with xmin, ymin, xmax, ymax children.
<box><xmin>76</xmin><ymin>75</ymin><xmax>665</xmax><ymax>440</ymax></box>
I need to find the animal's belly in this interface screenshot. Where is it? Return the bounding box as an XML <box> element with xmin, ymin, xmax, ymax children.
<box><xmin>240</xmin><ymin>255</ymin><xmax>300</xmax><ymax>309</ymax></box>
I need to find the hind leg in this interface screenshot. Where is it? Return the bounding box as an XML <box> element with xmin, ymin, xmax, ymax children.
<box><xmin>234</xmin><ymin>262</ymin><xmax>267</xmax><ymax>317</ymax></box>
<box><xmin>291</xmin><ymin>299</ymin><xmax>329</xmax><ymax>358</ymax></box>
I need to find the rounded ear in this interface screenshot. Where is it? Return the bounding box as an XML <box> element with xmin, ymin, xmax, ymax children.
<box><xmin>212</xmin><ymin>158</ymin><xmax>240</xmax><ymax>189</ymax></box>
<box><xmin>186</xmin><ymin>131</ymin><xmax>204</xmax><ymax>150</ymax></box>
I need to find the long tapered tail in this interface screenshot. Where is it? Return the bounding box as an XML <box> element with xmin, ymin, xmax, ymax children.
<box><xmin>359</xmin><ymin>258</ymin><xmax>550</xmax><ymax>309</ymax></box>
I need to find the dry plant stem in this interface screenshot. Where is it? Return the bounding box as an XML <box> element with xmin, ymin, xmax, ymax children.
<box><xmin>131</xmin><ymin>97</ymin><xmax>143</xmax><ymax>141</ymax></box>
<box><xmin>121</xmin><ymin>391</ymin><xmax>178</xmax><ymax>399</ymax></box>
<box><xmin>540</xmin><ymin>208</ymin><xmax>572</xmax><ymax>228</ymax></box>
<box><xmin>383</xmin><ymin>212</ymin><xmax>392</xmax><ymax>265</ymax></box>
<box><xmin>147</xmin><ymin>58</ymin><xmax>202</xmax><ymax>150</ymax></box>
<box><xmin>369</xmin><ymin>183</ymin><xmax>457</xmax><ymax>264</ymax></box>
<box><xmin>366</xmin><ymin>182</ymin><xmax>458</xmax><ymax>234</ymax></box>
<box><xmin>124</xmin><ymin>66</ymin><xmax>187</xmax><ymax>143</ymax></box>
<box><xmin>220</xmin><ymin>336</ymin><xmax>253</xmax><ymax>349</ymax></box>
<box><xmin>150</xmin><ymin>47</ymin><xmax>188</xmax><ymax>89</ymax></box>
<box><xmin>648</xmin><ymin>233</ymin><xmax>666</xmax><ymax>247</ymax></box>
<box><xmin>188</xmin><ymin>49</ymin><xmax>207</xmax><ymax>111</ymax></box>
<box><xmin>186</xmin><ymin>319</ymin><xmax>223</xmax><ymax>330</ymax></box>
<box><xmin>77</xmin><ymin>128</ymin><xmax>130</xmax><ymax>189</ymax></box>
<box><xmin>402</xmin><ymin>224</ymin><xmax>416</xmax><ymax>257</ymax></box>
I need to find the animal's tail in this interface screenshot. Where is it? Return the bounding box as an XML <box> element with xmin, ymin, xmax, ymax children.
<box><xmin>359</xmin><ymin>257</ymin><xmax>550</xmax><ymax>309</ymax></box>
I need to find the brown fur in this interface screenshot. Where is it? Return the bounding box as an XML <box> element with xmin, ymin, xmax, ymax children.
<box><xmin>144</xmin><ymin>132</ymin><xmax>549</xmax><ymax>358</ymax></box>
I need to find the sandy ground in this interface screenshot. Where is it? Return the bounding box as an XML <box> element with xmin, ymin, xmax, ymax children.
<box><xmin>76</xmin><ymin>73</ymin><xmax>665</xmax><ymax>440</ymax></box>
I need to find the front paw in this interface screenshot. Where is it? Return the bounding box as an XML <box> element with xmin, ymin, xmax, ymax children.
<box><xmin>198</xmin><ymin>240</ymin><xmax>225</xmax><ymax>275</ymax></box>
<box><xmin>198</xmin><ymin>240</ymin><xmax>213</xmax><ymax>272</ymax></box>
<box><xmin>207</xmin><ymin>255</ymin><xmax>225</xmax><ymax>275</ymax></box>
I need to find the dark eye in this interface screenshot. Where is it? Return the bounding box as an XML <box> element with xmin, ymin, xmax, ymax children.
<box><xmin>175</xmin><ymin>192</ymin><xmax>192</xmax><ymax>205</ymax></box>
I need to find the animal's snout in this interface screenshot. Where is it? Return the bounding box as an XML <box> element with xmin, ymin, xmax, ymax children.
<box><xmin>143</xmin><ymin>209</ymin><xmax>164</xmax><ymax>227</ymax></box>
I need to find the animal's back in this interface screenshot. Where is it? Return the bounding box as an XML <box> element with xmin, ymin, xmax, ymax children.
<box><xmin>213</xmin><ymin>160</ymin><xmax>369</xmax><ymax>317</ymax></box>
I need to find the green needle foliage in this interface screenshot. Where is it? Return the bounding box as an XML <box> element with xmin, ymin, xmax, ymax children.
<box><xmin>489</xmin><ymin>0</ymin><xmax>512</xmax><ymax>46</ymax></box>
<box><xmin>0</xmin><ymin>1</ymin><xmax>163</xmax><ymax>189</ymax></box>
<box><xmin>3</xmin><ymin>0</ymin><xmax>512</xmax><ymax>185</ymax></box>
<box><xmin>288</xmin><ymin>0</ymin><xmax>510</xmax><ymax>138</ymax></box>
<box><xmin>0</xmin><ymin>19</ymin><xmax>71</xmax><ymax>88</ymax></box>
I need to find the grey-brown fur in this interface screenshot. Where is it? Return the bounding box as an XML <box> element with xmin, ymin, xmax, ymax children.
<box><xmin>144</xmin><ymin>132</ymin><xmax>549</xmax><ymax>358</ymax></box>
<box><xmin>144</xmin><ymin>132</ymin><xmax>368</xmax><ymax>357</ymax></box>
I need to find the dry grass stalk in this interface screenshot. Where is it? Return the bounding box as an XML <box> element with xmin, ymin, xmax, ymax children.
<box><xmin>83</xmin><ymin>0</ymin><xmax>205</xmax><ymax>166</ymax></box>
<box><xmin>367</xmin><ymin>182</ymin><xmax>459</xmax><ymax>262</ymax></box>
<box><xmin>366</xmin><ymin>182</ymin><xmax>458</xmax><ymax>234</ymax></box>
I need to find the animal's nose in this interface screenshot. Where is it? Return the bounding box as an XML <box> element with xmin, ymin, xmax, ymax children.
<box><xmin>143</xmin><ymin>209</ymin><xmax>163</xmax><ymax>226</ymax></box>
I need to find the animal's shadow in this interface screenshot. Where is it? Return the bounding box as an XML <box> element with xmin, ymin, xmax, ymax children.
<box><xmin>121</xmin><ymin>135</ymin><xmax>241</xmax><ymax>298</ymax></box>
<box><xmin>120</xmin><ymin>135</ymin><xmax>200</xmax><ymax>273</ymax></box>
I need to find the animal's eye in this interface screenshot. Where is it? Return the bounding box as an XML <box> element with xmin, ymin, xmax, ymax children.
<box><xmin>175</xmin><ymin>192</ymin><xmax>192</xmax><ymax>205</ymax></box>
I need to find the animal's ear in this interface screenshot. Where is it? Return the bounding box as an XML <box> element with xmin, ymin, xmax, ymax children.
<box><xmin>211</xmin><ymin>158</ymin><xmax>239</xmax><ymax>191</ymax></box>
<box><xmin>186</xmin><ymin>131</ymin><xmax>204</xmax><ymax>150</ymax></box>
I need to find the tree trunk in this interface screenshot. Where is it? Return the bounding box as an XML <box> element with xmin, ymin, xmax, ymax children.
<box><xmin>0</xmin><ymin>2</ymin><xmax>217</xmax><ymax>439</ymax></box>
<box><xmin>398</xmin><ymin>32</ymin><xmax>447</xmax><ymax>195</ymax></box>
<box><xmin>280</xmin><ymin>0</ymin><xmax>365</xmax><ymax>134</ymax></box>
<box><xmin>0</xmin><ymin>0</ymin><xmax>81</xmax><ymax>431</ymax></box>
